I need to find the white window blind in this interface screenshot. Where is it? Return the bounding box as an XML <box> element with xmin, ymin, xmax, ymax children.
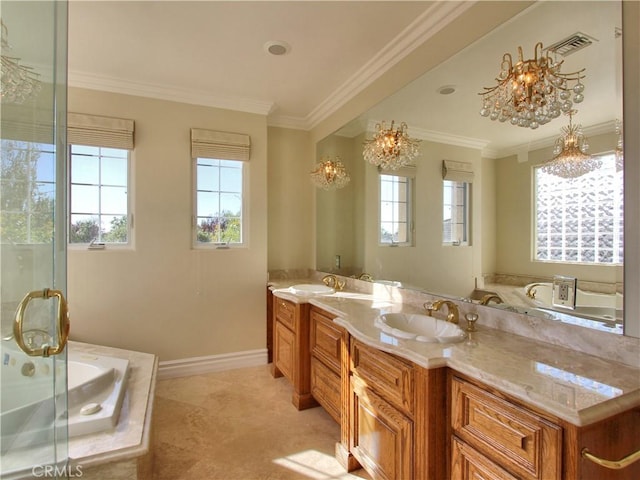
<box><xmin>68</xmin><ymin>113</ymin><xmax>135</xmax><ymax>150</ymax></box>
<box><xmin>191</xmin><ymin>128</ymin><xmax>251</xmax><ymax>161</ymax></box>
<box><xmin>442</xmin><ymin>159</ymin><xmax>474</xmax><ymax>183</ymax></box>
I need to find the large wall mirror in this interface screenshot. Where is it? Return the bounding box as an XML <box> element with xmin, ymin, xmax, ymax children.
<box><xmin>315</xmin><ymin>2</ymin><xmax>636</xmax><ymax>336</ymax></box>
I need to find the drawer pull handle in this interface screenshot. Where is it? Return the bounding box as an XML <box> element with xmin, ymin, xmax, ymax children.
<box><xmin>582</xmin><ymin>447</ymin><xmax>640</xmax><ymax>470</ymax></box>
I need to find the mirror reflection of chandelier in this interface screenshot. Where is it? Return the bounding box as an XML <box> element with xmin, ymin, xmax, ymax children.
<box><xmin>541</xmin><ymin>110</ymin><xmax>600</xmax><ymax>179</ymax></box>
<box><xmin>479</xmin><ymin>42</ymin><xmax>585</xmax><ymax>130</ymax></box>
<box><xmin>362</xmin><ymin>121</ymin><xmax>420</xmax><ymax>170</ymax></box>
<box><xmin>1</xmin><ymin>20</ymin><xmax>42</xmax><ymax>104</ymax></box>
<box><xmin>310</xmin><ymin>156</ymin><xmax>350</xmax><ymax>190</ymax></box>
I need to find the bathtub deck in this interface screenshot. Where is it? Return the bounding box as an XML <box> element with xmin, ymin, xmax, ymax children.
<box><xmin>67</xmin><ymin>341</ymin><xmax>158</xmax><ymax>474</ymax></box>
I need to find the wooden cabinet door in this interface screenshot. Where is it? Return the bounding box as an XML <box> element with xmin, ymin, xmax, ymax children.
<box><xmin>274</xmin><ymin>321</ymin><xmax>295</xmax><ymax>383</ymax></box>
<box><xmin>310</xmin><ymin>357</ymin><xmax>341</xmax><ymax>423</ymax></box>
<box><xmin>350</xmin><ymin>376</ymin><xmax>413</xmax><ymax>480</ymax></box>
<box><xmin>452</xmin><ymin>436</ymin><xmax>519</xmax><ymax>480</ymax></box>
<box><xmin>310</xmin><ymin>308</ymin><xmax>342</xmax><ymax>373</ymax></box>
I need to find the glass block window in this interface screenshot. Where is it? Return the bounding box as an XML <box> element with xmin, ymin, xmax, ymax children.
<box><xmin>534</xmin><ymin>153</ymin><xmax>623</xmax><ymax>264</ymax></box>
<box><xmin>443</xmin><ymin>180</ymin><xmax>469</xmax><ymax>245</ymax></box>
<box><xmin>379</xmin><ymin>174</ymin><xmax>413</xmax><ymax>245</ymax></box>
<box><xmin>195</xmin><ymin>158</ymin><xmax>244</xmax><ymax>246</ymax></box>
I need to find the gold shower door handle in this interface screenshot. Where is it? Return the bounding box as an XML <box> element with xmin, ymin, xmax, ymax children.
<box><xmin>14</xmin><ymin>288</ymin><xmax>70</xmax><ymax>357</ymax></box>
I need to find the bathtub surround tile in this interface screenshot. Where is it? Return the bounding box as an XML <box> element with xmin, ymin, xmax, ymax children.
<box><xmin>152</xmin><ymin>365</ymin><xmax>370</xmax><ymax>480</ymax></box>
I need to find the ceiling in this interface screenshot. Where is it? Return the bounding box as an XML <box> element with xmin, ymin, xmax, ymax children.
<box><xmin>68</xmin><ymin>1</ymin><xmax>445</xmax><ymax>130</ymax></box>
<box><xmin>345</xmin><ymin>1</ymin><xmax>623</xmax><ymax>157</ymax></box>
<box><xmin>67</xmin><ymin>1</ymin><xmax>623</xmax><ymax>155</ymax></box>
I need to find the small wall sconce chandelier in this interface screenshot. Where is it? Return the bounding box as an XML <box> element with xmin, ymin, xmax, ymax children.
<box><xmin>363</xmin><ymin>121</ymin><xmax>420</xmax><ymax>170</ymax></box>
<box><xmin>541</xmin><ymin>110</ymin><xmax>600</xmax><ymax>178</ymax></box>
<box><xmin>1</xmin><ymin>20</ymin><xmax>42</xmax><ymax>104</ymax></box>
<box><xmin>479</xmin><ymin>42</ymin><xmax>585</xmax><ymax>130</ymax></box>
<box><xmin>310</xmin><ymin>156</ymin><xmax>350</xmax><ymax>190</ymax></box>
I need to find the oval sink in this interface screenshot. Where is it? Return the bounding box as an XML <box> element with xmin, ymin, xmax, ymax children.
<box><xmin>289</xmin><ymin>283</ymin><xmax>335</xmax><ymax>296</ymax></box>
<box><xmin>374</xmin><ymin>313</ymin><xmax>466</xmax><ymax>343</ymax></box>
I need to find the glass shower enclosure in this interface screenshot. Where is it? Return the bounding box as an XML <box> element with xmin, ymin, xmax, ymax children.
<box><xmin>1</xmin><ymin>1</ymin><xmax>69</xmax><ymax>478</ymax></box>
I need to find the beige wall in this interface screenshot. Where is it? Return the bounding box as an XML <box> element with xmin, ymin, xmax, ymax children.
<box><xmin>266</xmin><ymin>127</ymin><xmax>314</xmax><ymax>272</ymax></box>
<box><xmin>67</xmin><ymin>88</ymin><xmax>267</xmax><ymax>360</ymax></box>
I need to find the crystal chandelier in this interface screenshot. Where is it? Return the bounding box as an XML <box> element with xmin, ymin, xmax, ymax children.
<box><xmin>1</xmin><ymin>20</ymin><xmax>42</xmax><ymax>104</ymax></box>
<box><xmin>479</xmin><ymin>42</ymin><xmax>585</xmax><ymax>130</ymax></box>
<box><xmin>615</xmin><ymin>119</ymin><xmax>623</xmax><ymax>172</ymax></box>
<box><xmin>310</xmin><ymin>156</ymin><xmax>350</xmax><ymax>190</ymax></box>
<box><xmin>363</xmin><ymin>121</ymin><xmax>420</xmax><ymax>170</ymax></box>
<box><xmin>541</xmin><ymin>110</ymin><xmax>600</xmax><ymax>179</ymax></box>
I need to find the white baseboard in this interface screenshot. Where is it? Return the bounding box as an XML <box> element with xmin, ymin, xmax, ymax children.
<box><xmin>157</xmin><ymin>348</ymin><xmax>268</xmax><ymax>380</ymax></box>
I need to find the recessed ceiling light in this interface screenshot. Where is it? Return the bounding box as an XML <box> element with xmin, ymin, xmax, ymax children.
<box><xmin>264</xmin><ymin>41</ymin><xmax>291</xmax><ymax>56</ymax></box>
<box><xmin>438</xmin><ymin>85</ymin><xmax>456</xmax><ymax>95</ymax></box>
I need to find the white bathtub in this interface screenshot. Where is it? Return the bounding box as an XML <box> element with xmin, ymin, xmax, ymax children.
<box><xmin>1</xmin><ymin>344</ymin><xmax>130</xmax><ymax>454</ymax></box>
<box><xmin>522</xmin><ymin>282</ymin><xmax>623</xmax><ymax>323</ymax></box>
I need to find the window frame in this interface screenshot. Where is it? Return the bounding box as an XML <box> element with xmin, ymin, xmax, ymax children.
<box><xmin>192</xmin><ymin>157</ymin><xmax>248</xmax><ymax>249</ymax></box>
<box><xmin>378</xmin><ymin>172</ymin><xmax>414</xmax><ymax>247</ymax></box>
<box><xmin>442</xmin><ymin>179</ymin><xmax>471</xmax><ymax>246</ymax></box>
<box><xmin>67</xmin><ymin>144</ymin><xmax>133</xmax><ymax>248</ymax></box>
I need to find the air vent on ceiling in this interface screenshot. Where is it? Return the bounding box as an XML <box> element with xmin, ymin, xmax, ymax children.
<box><xmin>545</xmin><ymin>32</ymin><xmax>597</xmax><ymax>57</ymax></box>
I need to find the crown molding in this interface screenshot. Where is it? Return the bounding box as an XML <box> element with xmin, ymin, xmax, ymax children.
<box><xmin>269</xmin><ymin>1</ymin><xmax>474</xmax><ymax>131</ymax></box>
<box><xmin>68</xmin><ymin>70</ymin><xmax>275</xmax><ymax>116</ymax></box>
<box><xmin>493</xmin><ymin>120</ymin><xmax>618</xmax><ymax>159</ymax></box>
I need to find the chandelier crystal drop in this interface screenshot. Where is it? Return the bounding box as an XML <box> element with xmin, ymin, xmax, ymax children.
<box><xmin>310</xmin><ymin>157</ymin><xmax>350</xmax><ymax>190</ymax></box>
<box><xmin>479</xmin><ymin>42</ymin><xmax>585</xmax><ymax>130</ymax></box>
<box><xmin>541</xmin><ymin>110</ymin><xmax>600</xmax><ymax>179</ymax></box>
<box><xmin>1</xmin><ymin>20</ymin><xmax>42</xmax><ymax>104</ymax></box>
<box><xmin>363</xmin><ymin>121</ymin><xmax>420</xmax><ymax>170</ymax></box>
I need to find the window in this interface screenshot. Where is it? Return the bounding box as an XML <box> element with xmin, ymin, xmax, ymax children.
<box><xmin>69</xmin><ymin>145</ymin><xmax>131</xmax><ymax>244</ymax></box>
<box><xmin>443</xmin><ymin>180</ymin><xmax>470</xmax><ymax>245</ymax></box>
<box><xmin>534</xmin><ymin>153</ymin><xmax>623</xmax><ymax>264</ymax></box>
<box><xmin>0</xmin><ymin>140</ymin><xmax>55</xmax><ymax>244</ymax></box>
<box><xmin>379</xmin><ymin>174</ymin><xmax>413</xmax><ymax>245</ymax></box>
<box><xmin>194</xmin><ymin>158</ymin><xmax>244</xmax><ymax>246</ymax></box>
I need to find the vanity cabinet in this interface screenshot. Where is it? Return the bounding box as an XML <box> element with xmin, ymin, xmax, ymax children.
<box><xmin>309</xmin><ymin>306</ymin><xmax>343</xmax><ymax>423</ymax></box>
<box><xmin>271</xmin><ymin>297</ymin><xmax>317</xmax><ymax>410</ymax></box>
<box><xmin>450</xmin><ymin>374</ymin><xmax>562</xmax><ymax>480</ymax></box>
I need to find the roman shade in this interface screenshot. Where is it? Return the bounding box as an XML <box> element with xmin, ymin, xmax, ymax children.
<box><xmin>67</xmin><ymin>113</ymin><xmax>135</xmax><ymax>149</ymax></box>
<box><xmin>442</xmin><ymin>160</ymin><xmax>474</xmax><ymax>183</ymax></box>
<box><xmin>191</xmin><ymin>128</ymin><xmax>251</xmax><ymax>161</ymax></box>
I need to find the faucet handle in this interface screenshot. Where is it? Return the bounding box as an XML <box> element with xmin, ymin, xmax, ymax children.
<box><xmin>423</xmin><ymin>302</ymin><xmax>434</xmax><ymax>316</ymax></box>
<box><xmin>336</xmin><ymin>279</ymin><xmax>346</xmax><ymax>291</ymax></box>
<box><xmin>465</xmin><ymin>313</ymin><xmax>479</xmax><ymax>332</ymax></box>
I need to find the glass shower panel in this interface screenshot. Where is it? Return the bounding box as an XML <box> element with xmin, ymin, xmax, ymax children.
<box><xmin>1</xmin><ymin>0</ymin><xmax>69</xmax><ymax>477</ymax></box>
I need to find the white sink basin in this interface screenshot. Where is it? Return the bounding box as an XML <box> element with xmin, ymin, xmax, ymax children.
<box><xmin>374</xmin><ymin>313</ymin><xmax>466</xmax><ymax>343</ymax></box>
<box><xmin>289</xmin><ymin>283</ymin><xmax>335</xmax><ymax>296</ymax></box>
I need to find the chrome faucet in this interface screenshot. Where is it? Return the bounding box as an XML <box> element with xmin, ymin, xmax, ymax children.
<box><xmin>479</xmin><ymin>294</ymin><xmax>503</xmax><ymax>306</ymax></box>
<box><xmin>322</xmin><ymin>274</ymin><xmax>345</xmax><ymax>291</ymax></box>
<box><xmin>423</xmin><ymin>299</ymin><xmax>460</xmax><ymax>324</ymax></box>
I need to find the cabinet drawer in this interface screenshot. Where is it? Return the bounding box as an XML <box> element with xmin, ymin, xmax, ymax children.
<box><xmin>310</xmin><ymin>357</ymin><xmax>341</xmax><ymax>423</ymax></box>
<box><xmin>451</xmin><ymin>376</ymin><xmax>562</xmax><ymax>480</ymax></box>
<box><xmin>274</xmin><ymin>297</ymin><xmax>296</xmax><ymax>331</ymax></box>
<box><xmin>351</xmin><ymin>340</ymin><xmax>414</xmax><ymax>415</ymax></box>
<box><xmin>310</xmin><ymin>308</ymin><xmax>342</xmax><ymax>373</ymax></box>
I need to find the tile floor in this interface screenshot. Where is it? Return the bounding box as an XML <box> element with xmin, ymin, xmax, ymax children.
<box><xmin>152</xmin><ymin>364</ymin><xmax>371</xmax><ymax>480</ymax></box>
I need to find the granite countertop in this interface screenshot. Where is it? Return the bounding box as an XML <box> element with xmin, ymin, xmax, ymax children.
<box><xmin>270</xmin><ymin>281</ymin><xmax>640</xmax><ymax>427</ymax></box>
